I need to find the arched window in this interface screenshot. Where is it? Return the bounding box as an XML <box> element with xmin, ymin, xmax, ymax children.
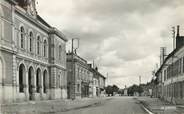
<box><xmin>43</xmin><ymin>40</ymin><xmax>47</xmax><ymax>57</ymax></box>
<box><xmin>20</xmin><ymin>26</ymin><xmax>25</xmax><ymax>49</ymax></box>
<box><xmin>37</xmin><ymin>36</ymin><xmax>40</xmax><ymax>55</ymax></box>
<box><xmin>19</xmin><ymin>64</ymin><xmax>25</xmax><ymax>92</ymax></box>
<box><xmin>59</xmin><ymin>45</ymin><xmax>62</xmax><ymax>59</ymax></box>
<box><xmin>29</xmin><ymin>32</ymin><xmax>33</xmax><ymax>52</ymax></box>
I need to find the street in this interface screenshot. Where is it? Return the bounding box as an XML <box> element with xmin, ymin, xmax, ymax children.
<box><xmin>55</xmin><ymin>97</ymin><xmax>148</xmax><ymax>114</ymax></box>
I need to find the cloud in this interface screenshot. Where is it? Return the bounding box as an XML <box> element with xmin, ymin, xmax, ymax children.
<box><xmin>37</xmin><ymin>0</ymin><xmax>184</xmax><ymax>88</ymax></box>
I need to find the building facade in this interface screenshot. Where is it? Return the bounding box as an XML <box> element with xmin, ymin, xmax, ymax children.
<box><xmin>67</xmin><ymin>53</ymin><xmax>93</xmax><ymax>99</ymax></box>
<box><xmin>0</xmin><ymin>0</ymin><xmax>67</xmax><ymax>104</ymax></box>
<box><xmin>155</xmin><ymin>26</ymin><xmax>184</xmax><ymax>104</ymax></box>
<box><xmin>66</xmin><ymin>53</ymin><xmax>106</xmax><ymax>99</ymax></box>
<box><xmin>99</xmin><ymin>73</ymin><xmax>106</xmax><ymax>96</ymax></box>
<box><xmin>90</xmin><ymin>67</ymin><xmax>106</xmax><ymax>97</ymax></box>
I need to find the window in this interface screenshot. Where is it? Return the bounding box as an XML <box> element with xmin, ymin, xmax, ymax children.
<box><xmin>29</xmin><ymin>32</ymin><xmax>33</xmax><ymax>52</ymax></box>
<box><xmin>20</xmin><ymin>26</ymin><xmax>25</xmax><ymax>49</ymax></box>
<box><xmin>37</xmin><ymin>36</ymin><xmax>40</xmax><ymax>55</ymax></box>
<box><xmin>59</xmin><ymin>45</ymin><xmax>62</xmax><ymax>59</ymax></box>
<box><xmin>43</xmin><ymin>40</ymin><xmax>47</xmax><ymax>57</ymax></box>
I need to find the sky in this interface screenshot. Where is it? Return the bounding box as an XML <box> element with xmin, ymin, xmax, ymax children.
<box><xmin>37</xmin><ymin>0</ymin><xmax>184</xmax><ymax>88</ymax></box>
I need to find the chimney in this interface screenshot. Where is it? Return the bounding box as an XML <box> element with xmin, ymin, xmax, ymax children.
<box><xmin>88</xmin><ymin>64</ymin><xmax>92</xmax><ymax>68</ymax></box>
<box><xmin>176</xmin><ymin>25</ymin><xmax>184</xmax><ymax>49</ymax></box>
<box><xmin>177</xmin><ymin>25</ymin><xmax>180</xmax><ymax>37</ymax></box>
<box><xmin>95</xmin><ymin>67</ymin><xmax>98</xmax><ymax>71</ymax></box>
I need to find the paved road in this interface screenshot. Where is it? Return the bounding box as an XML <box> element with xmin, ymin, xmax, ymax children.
<box><xmin>56</xmin><ymin>97</ymin><xmax>148</xmax><ymax>114</ymax></box>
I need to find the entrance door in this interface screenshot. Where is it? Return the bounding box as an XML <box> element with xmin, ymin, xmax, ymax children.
<box><xmin>28</xmin><ymin>67</ymin><xmax>34</xmax><ymax>100</ymax></box>
<box><xmin>0</xmin><ymin>59</ymin><xmax>3</xmax><ymax>103</ymax></box>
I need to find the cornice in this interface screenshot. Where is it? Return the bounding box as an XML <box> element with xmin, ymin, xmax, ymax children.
<box><xmin>15</xmin><ymin>7</ymin><xmax>50</xmax><ymax>33</ymax></box>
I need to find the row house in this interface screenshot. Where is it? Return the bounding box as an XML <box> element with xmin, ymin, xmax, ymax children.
<box><xmin>0</xmin><ymin>0</ymin><xmax>67</xmax><ymax>103</ymax></box>
<box><xmin>155</xmin><ymin>26</ymin><xmax>184</xmax><ymax>104</ymax></box>
<box><xmin>67</xmin><ymin>53</ymin><xmax>106</xmax><ymax>99</ymax></box>
<box><xmin>90</xmin><ymin>67</ymin><xmax>106</xmax><ymax>97</ymax></box>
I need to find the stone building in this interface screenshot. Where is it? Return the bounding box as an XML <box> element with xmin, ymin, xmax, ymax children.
<box><xmin>0</xmin><ymin>0</ymin><xmax>67</xmax><ymax>104</ymax></box>
<box><xmin>66</xmin><ymin>53</ymin><xmax>93</xmax><ymax>99</ymax></box>
<box><xmin>155</xmin><ymin>26</ymin><xmax>184</xmax><ymax>104</ymax></box>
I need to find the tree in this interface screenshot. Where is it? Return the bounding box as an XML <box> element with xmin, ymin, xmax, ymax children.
<box><xmin>127</xmin><ymin>84</ymin><xmax>143</xmax><ymax>96</ymax></box>
<box><xmin>105</xmin><ymin>85</ymin><xmax>113</xmax><ymax>96</ymax></box>
<box><xmin>112</xmin><ymin>85</ymin><xmax>119</xmax><ymax>93</ymax></box>
<box><xmin>105</xmin><ymin>85</ymin><xmax>119</xmax><ymax>96</ymax></box>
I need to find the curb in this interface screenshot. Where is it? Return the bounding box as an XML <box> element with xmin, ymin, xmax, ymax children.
<box><xmin>1</xmin><ymin>98</ymin><xmax>110</xmax><ymax>114</ymax></box>
<box><xmin>135</xmin><ymin>98</ymin><xmax>154</xmax><ymax>114</ymax></box>
<box><xmin>141</xmin><ymin>103</ymin><xmax>154</xmax><ymax>114</ymax></box>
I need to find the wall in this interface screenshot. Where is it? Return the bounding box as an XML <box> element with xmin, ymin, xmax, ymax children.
<box><xmin>161</xmin><ymin>46</ymin><xmax>184</xmax><ymax>104</ymax></box>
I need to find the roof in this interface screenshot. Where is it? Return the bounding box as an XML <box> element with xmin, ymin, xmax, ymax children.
<box><xmin>37</xmin><ymin>15</ymin><xmax>51</xmax><ymax>28</ymax></box>
<box><xmin>49</xmin><ymin>27</ymin><xmax>68</xmax><ymax>41</ymax></box>
<box><xmin>89</xmin><ymin>67</ymin><xmax>106</xmax><ymax>79</ymax></box>
<box><xmin>67</xmin><ymin>52</ymin><xmax>87</xmax><ymax>64</ymax></box>
<box><xmin>13</xmin><ymin>0</ymin><xmax>67</xmax><ymax>41</ymax></box>
<box><xmin>37</xmin><ymin>16</ymin><xmax>68</xmax><ymax>42</ymax></box>
<box><xmin>98</xmin><ymin>72</ymin><xmax>106</xmax><ymax>79</ymax></box>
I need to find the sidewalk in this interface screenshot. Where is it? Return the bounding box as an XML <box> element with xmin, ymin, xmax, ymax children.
<box><xmin>1</xmin><ymin>97</ymin><xmax>110</xmax><ymax>114</ymax></box>
<box><xmin>136</xmin><ymin>97</ymin><xmax>180</xmax><ymax>114</ymax></box>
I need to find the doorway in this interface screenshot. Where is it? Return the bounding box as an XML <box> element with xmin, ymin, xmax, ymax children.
<box><xmin>28</xmin><ymin>67</ymin><xmax>34</xmax><ymax>100</ymax></box>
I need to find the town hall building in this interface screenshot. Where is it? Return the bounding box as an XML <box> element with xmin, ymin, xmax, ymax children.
<box><xmin>0</xmin><ymin>0</ymin><xmax>68</xmax><ymax>103</ymax></box>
